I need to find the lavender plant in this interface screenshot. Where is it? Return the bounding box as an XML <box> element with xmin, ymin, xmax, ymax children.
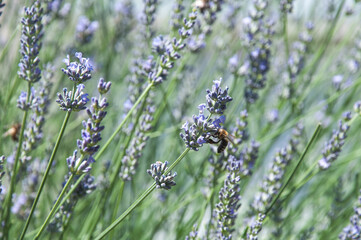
<box><xmin>2</xmin><ymin>1</ymin><xmax>361</xmax><ymax>239</ymax></box>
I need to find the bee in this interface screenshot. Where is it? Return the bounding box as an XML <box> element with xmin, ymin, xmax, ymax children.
<box><xmin>3</xmin><ymin>123</ymin><xmax>21</xmax><ymax>141</ymax></box>
<box><xmin>206</xmin><ymin>128</ymin><xmax>235</xmax><ymax>153</ymax></box>
<box><xmin>193</xmin><ymin>0</ymin><xmax>209</xmax><ymax>12</ymax></box>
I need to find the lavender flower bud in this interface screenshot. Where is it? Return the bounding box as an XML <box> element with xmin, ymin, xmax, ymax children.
<box><xmin>0</xmin><ymin>155</ymin><xmax>5</xmax><ymax>194</ymax></box>
<box><xmin>247</xmin><ymin>213</ymin><xmax>266</xmax><ymax>240</ymax></box>
<box><xmin>18</xmin><ymin>1</ymin><xmax>43</xmax><ymax>84</ymax></box>
<box><xmin>206</xmin><ymin>78</ymin><xmax>232</xmax><ymax>115</ymax></box>
<box><xmin>339</xmin><ymin>189</ymin><xmax>361</xmax><ymax>240</ymax></box>
<box><xmin>21</xmin><ymin>79</ymin><xmax>52</xmax><ymax>162</ymax></box>
<box><xmin>318</xmin><ymin>119</ymin><xmax>350</xmax><ymax>170</ymax></box>
<box><xmin>17</xmin><ymin>88</ymin><xmax>37</xmax><ymax>111</ymax></box>
<box><xmin>251</xmin><ymin>123</ymin><xmax>303</xmax><ymax>212</ymax></box>
<box><xmin>97</xmin><ymin>78</ymin><xmax>111</xmax><ymax>95</ymax></box>
<box><xmin>147</xmin><ymin>161</ymin><xmax>177</xmax><ymax>190</ymax></box>
<box><xmin>62</xmin><ymin>52</ymin><xmax>93</xmax><ymax>84</ymax></box>
<box><xmin>215</xmin><ymin>156</ymin><xmax>242</xmax><ymax>239</ymax></box>
<box><xmin>75</xmin><ymin>16</ymin><xmax>98</xmax><ymax>44</ymax></box>
<box><xmin>354</xmin><ymin>101</ymin><xmax>361</xmax><ymax>116</ymax></box>
<box><xmin>56</xmin><ymin>84</ymin><xmax>89</xmax><ymax>112</ymax></box>
<box><xmin>185</xmin><ymin>224</ymin><xmax>198</xmax><ymax>240</ymax></box>
<box><xmin>170</xmin><ymin>0</ymin><xmax>184</xmax><ymax>31</ymax></box>
<box><xmin>280</xmin><ymin>0</ymin><xmax>293</xmax><ymax>13</ymax></box>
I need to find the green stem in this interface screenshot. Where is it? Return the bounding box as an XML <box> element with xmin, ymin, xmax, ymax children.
<box><xmin>33</xmin><ymin>173</ymin><xmax>75</xmax><ymax>239</ymax></box>
<box><xmin>2</xmin><ymin>82</ymin><xmax>31</xmax><ymax>240</ymax></box>
<box><xmin>95</xmin><ymin>83</ymin><xmax>154</xmax><ymax>160</ymax></box>
<box><xmin>19</xmin><ymin>83</ymin><xmax>76</xmax><ymax>239</ymax></box>
<box><xmin>265</xmin><ymin>123</ymin><xmax>322</xmax><ymax>215</ymax></box>
<box><xmin>282</xmin><ymin>12</ymin><xmax>290</xmax><ymax>64</ymax></box>
<box><xmin>94</xmin><ymin>148</ymin><xmax>191</xmax><ymax>240</ymax></box>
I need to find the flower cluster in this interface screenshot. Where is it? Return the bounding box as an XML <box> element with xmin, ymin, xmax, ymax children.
<box><xmin>140</xmin><ymin>0</ymin><xmax>159</xmax><ymax>40</ymax></box>
<box><xmin>61</xmin><ymin>52</ymin><xmax>93</xmax><ymax>84</ymax></box>
<box><xmin>120</xmin><ymin>97</ymin><xmax>155</xmax><ymax>181</ymax></box>
<box><xmin>44</xmin><ymin>0</ymin><xmax>71</xmax><ymax>23</ymax></box>
<box><xmin>281</xmin><ymin>22</ymin><xmax>314</xmax><ymax>99</ymax></box>
<box><xmin>75</xmin><ymin>16</ymin><xmax>99</xmax><ymax>44</ymax></box>
<box><xmin>245</xmin><ymin>213</ymin><xmax>266</xmax><ymax>240</ymax></box>
<box><xmin>56</xmin><ymin>53</ymin><xmax>94</xmax><ymax>112</ymax></box>
<box><xmin>206</xmin><ymin>78</ymin><xmax>232</xmax><ymax>115</ymax></box>
<box><xmin>21</xmin><ymin>79</ymin><xmax>52</xmax><ymax>162</ymax></box>
<box><xmin>149</xmin><ymin>10</ymin><xmax>197</xmax><ymax>85</ymax></box>
<box><xmin>339</xmin><ymin>189</ymin><xmax>361</xmax><ymax>240</ymax></box>
<box><xmin>56</xmin><ymin>84</ymin><xmax>89</xmax><ymax>112</ymax></box>
<box><xmin>318</xmin><ymin>115</ymin><xmax>350</xmax><ymax>170</ymax></box>
<box><xmin>348</xmin><ymin>32</ymin><xmax>361</xmax><ymax>74</ymax></box>
<box><xmin>0</xmin><ymin>156</ymin><xmax>5</xmax><ymax>194</ymax></box>
<box><xmin>170</xmin><ymin>0</ymin><xmax>184</xmax><ymax>31</ymax></box>
<box><xmin>66</xmin><ymin>78</ymin><xmax>111</xmax><ymax>175</ymax></box>
<box><xmin>241</xmin><ymin>0</ymin><xmax>274</xmax><ymax>104</ymax></box>
<box><xmin>113</xmin><ymin>0</ymin><xmax>134</xmax><ymax>41</ymax></box>
<box><xmin>18</xmin><ymin>1</ymin><xmax>43</xmax><ymax>84</ymax></box>
<box><xmin>17</xmin><ymin>88</ymin><xmax>38</xmax><ymax>111</ymax></box>
<box><xmin>280</xmin><ymin>0</ymin><xmax>293</xmax><ymax>13</ymax></box>
<box><xmin>147</xmin><ymin>161</ymin><xmax>177</xmax><ymax>190</ymax></box>
<box><xmin>194</xmin><ymin>0</ymin><xmax>224</xmax><ymax>35</ymax></box>
<box><xmin>11</xmin><ymin>157</ymin><xmax>47</xmax><ymax>218</ymax></box>
<box><xmin>180</xmin><ymin>79</ymin><xmax>231</xmax><ymax>151</ymax></box>
<box><xmin>48</xmin><ymin>174</ymin><xmax>96</xmax><ymax>232</ymax></box>
<box><xmin>185</xmin><ymin>224</ymin><xmax>199</xmax><ymax>240</ymax></box>
<box><xmin>215</xmin><ymin>156</ymin><xmax>243</xmax><ymax>239</ymax></box>
<box><xmin>251</xmin><ymin>123</ymin><xmax>304</xmax><ymax>213</ymax></box>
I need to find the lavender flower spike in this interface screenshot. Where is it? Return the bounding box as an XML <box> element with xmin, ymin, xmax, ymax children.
<box><xmin>18</xmin><ymin>1</ymin><xmax>44</xmax><ymax>84</ymax></box>
<box><xmin>62</xmin><ymin>52</ymin><xmax>93</xmax><ymax>84</ymax></box>
<box><xmin>206</xmin><ymin>78</ymin><xmax>232</xmax><ymax>115</ymax></box>
<box><xmin>66</xmin><ymin>78</ymin><xmax>111</xmax><ymax>174</ymax></box>
<box><xmin>75</xmin><ymin>16</ymin><xmax>99</xmax><ymax>44</ymax></box>
<box><xmin>180</xmin><ymin>79</ymin><xmax>232</xmax><ymax>151</ymax></box>
<box><xmin>56</xmin><ymin>84</ymin><xmax>89</xmax><ymax>112</ymax></box>
<box><xmin>318</xmin><ymin>116</ymin><xmax>350</xmax><ymax>170</ymax></box>
<box><xmin>147</xmin><ymin>161</ymin><xmax>177</xmax><ymax>190</ymax></box>
<box><xmin>339</xmin><ymin>189</ymin><xmax>361</xmax><ymax>240</ymax></box>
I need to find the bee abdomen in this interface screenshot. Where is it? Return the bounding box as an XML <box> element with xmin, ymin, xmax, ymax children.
<box><xmin>217</xmin><ymin>140</ymin><xmax>228</xmax><ymax>153</ymax></box>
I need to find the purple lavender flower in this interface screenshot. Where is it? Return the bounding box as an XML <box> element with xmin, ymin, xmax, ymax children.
<box><xmin>48</xmin><ymin>174</ymin><xmax>96</xmax><ymax>232</ymax></box>
<box><xmin>180</xmin><ymin>80</ymin><xmax>232</xmax><ymax>151</ymax></box>
<box><xmin>206</xmin><ymin>78</ymin><xmax>232</xmax><ymax>115</ymax></box>
<box><xmin>251</xmin><ymin>123</ymin><xmax>304</xmax><ymax>213</ymax></box>
<box><xmin>280</xmin><ymin>0</ymin><xmax>293</xmax><ymax>13</ymax></box>
<box><xmin>62</xmin><ymin>52</ymin><xmax>93</xmax><ymax>84</ymax></box>
<box><xmin>18</xmin><ymin>1</ymin><xmax>43</xmax><ymax>84</ymax></box>
<box><xmin>139</xmin><ymin>0</ymin><xmax>159</xmax><ymax>40</ymax></box>
<box><xmin>66</xmin><ymin>78</ymin><xmax>111</xmax><ymax>174</ymax></box>
<box><xmin>75</xmin><ymin>16</ymin><xmax>99</xmax><ymax>44</ymax></box>
<box><xmin>149</xmin><ymin>10</ymin><xmax>197</xmax><ymax>85</ymax></box>
<box><xmin>318</xmin><ymin>118</ymin><xmax>350</xmax><ymax>170</ymax></box>
<box><xmin>185</xmin><ymin>224</ymin><xmax>198</xmax><ymax>240</ymax></box>
<box><xmin>21</xmin><ymin>79</ymin><xmax>52</xmax><ymax>162</ymax></box>
<box><xmin>247</xmin><ymin>213</ymin><xmax>266</xmax><ymax>240</ymax></box>
<box><xmin>120</xmin><ymin>99</ymin><xmax>154</xmax><ymax>181</ymax></box>
<box><xmin>241</xmin><ymin>0</ymin><xmax>274</xmax><ymax>104</ymax></box>
<box><xmin>17</xmin><ymin>88</ymin><xmax>37</xmax><ymax>111</ymax></box>
<box><xmin>215</xmin><ymin>155</ymin><xmax>242</xmax><ymax>239</ymax></box>
<box><xmin>147</xmin><ymin>161</ymin><xmax>177</xmax><ymax>190</ymax></box>
<box><xmin>56</xmin><ymin>84</ymin><xmax>89</xmax><ymax>112</ymax></box>
<box><xmin>170</xmin><ymin>0</ymin><xmax>185</xmax><ymax>31</ymax></box>
<box><xmin>339</xmin><ymin>189</ymin><xmax>361</xmax><ymax>240</ymax></box>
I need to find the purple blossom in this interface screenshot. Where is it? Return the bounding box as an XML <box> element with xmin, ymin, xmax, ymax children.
<box><xmin>75</xmin><ymin>16</ymin><xmax>99</xmax><ymax>44</ymax></box>
<box><xmin>62</xmin><ymin>52</ymin><xmax>93</xmax><ymax>84</ymax></box>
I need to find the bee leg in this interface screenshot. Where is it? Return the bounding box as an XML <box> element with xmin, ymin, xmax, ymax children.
<box><xmin>206</xmin><ymin>139</ymin><xmax>221</xmax><ymax>144</ymax></box>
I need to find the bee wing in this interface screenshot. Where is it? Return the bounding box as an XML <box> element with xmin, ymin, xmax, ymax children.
<box><xmin>225</xmin><ymin>134</ymin><xmax>236</xmax><ymax>146</ymax></box>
